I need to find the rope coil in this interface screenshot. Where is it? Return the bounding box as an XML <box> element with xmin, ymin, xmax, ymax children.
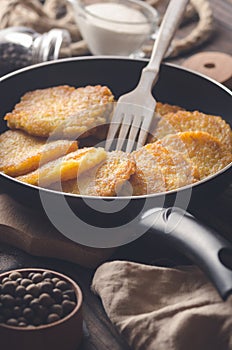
<box><xmin>0</xmin><ymin>0</ymin><xmax>214</xmax><ymax>58</ymax></box>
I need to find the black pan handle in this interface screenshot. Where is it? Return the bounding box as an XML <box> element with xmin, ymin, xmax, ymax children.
<box><xmin>140</xmin><ymin>207</ymin><xmax>232</xmax><ymax>300</ymax></box>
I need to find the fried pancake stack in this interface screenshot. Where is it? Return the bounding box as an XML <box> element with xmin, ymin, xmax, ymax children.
<box><xmin>1</xmin><ymin>85</ymin><xmax>231</xmax><ymax>196</ymax></box>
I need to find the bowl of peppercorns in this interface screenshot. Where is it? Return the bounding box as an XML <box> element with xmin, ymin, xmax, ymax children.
<box><xmin>0</xmin><ymin>268</ymin><xmax>83</xmax><ymax>350</ymax></box>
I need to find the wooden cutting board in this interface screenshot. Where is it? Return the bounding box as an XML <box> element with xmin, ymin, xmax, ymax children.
<box><xmin>0</xmin><ymin>194</ymin><xmax>115</xmax><ymax>268</ymax></box>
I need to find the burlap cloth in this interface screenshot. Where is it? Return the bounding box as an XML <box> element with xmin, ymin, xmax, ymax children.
<box><xmin>92</xmin><ymin>260</ymin><xmax>232</xmax><ymax>350</ymax></box>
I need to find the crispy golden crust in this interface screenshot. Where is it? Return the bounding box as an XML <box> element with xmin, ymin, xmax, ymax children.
<box><xmin>17</xmin><ymin>147</ymin><xmax>107</xmax><ymax>186</ymax></box>
<box><xmin>158</xmin><ymin>131</ymin><xmax>232</xmax><ymax>179</ymax></box>
<box><xmin>61</xmin><ymin>151</ymin><xmax>136</xmax><ymax>196</ymax></box>
<box><xmin>130</xmin><ymin>142</ymin><xmax>199</xmax><ymax>195</ymax></box>
<box><xmin>130</xmin><ymin>147</ymin><xmax>166</xmax><ymax>195</ymax></box>
<box><xmin>4</xmin><ymin>85</ymin><xmax>114</xmax><ymax>139</ymax></box>
<box><xmin>147</xmin><ymin>102</ymin><xmax>184</xmax><ymax>143</ymax></box>
<box><xmin>148</xmin><ymin>110</ymin><xmax>232</xmax><ymax>149</ymax></box>
<box><xmin>155</xmin><ymin>102</ymin><xmax>184</xmax><ymax>117</ymax></box>
<box><xmin>145</xmin><ymin>143</ymin><xmax>200</xmax><ymax>189</ymax></box>
<box><xmin>0</xmin><ymin>130</ymin><xmax>78</xmax><ymax>177</ymax></box>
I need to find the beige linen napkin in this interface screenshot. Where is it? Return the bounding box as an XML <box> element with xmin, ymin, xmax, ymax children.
<box><xmin>92</xmin><ymin>260</ymin><xmax>232</xmax><ymax>350</ymax></box>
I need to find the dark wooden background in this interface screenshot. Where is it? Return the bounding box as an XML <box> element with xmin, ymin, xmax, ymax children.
<box><xmin>0</xmin><ymin>0</ymin><xmax>231</xmax><ymax>349</ymax></box>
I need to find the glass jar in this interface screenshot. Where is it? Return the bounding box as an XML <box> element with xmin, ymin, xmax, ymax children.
<box><xmin>0</xmin><ymin>26</ymin><xmax>71</xmax><ymax>76</ymax></box>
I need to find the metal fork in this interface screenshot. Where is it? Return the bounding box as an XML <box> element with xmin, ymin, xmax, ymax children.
<box><xmin>105</xmin><ymin>0</ymin><xmax>190</xmax><ymax>153</ymax></box>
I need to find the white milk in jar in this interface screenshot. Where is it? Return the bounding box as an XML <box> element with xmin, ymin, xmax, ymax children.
<box><xmin>75</xmin><ymin>2</ymin><xmax>158</xmax><ymax>55</ymax></box>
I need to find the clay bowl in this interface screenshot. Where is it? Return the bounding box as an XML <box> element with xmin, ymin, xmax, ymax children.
<box><xmin>0</xmin><ymin>268</ymin><xmax>83</xmax><ymax>350</ymax></box>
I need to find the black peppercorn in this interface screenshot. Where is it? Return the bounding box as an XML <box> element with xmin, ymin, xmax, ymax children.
<box><xmin>2</xmin><ymin>294</ymin><xmax>15</xmax><ymax>308</ymax></box>
<box><xmin>47</xmin><ymin>313</ymin><xmax>60</xmax><ymax>324</ymax></box>
<box><xmin>2</xmin><ymin>281</ymin><xmax>16</xmax><ymax>296</ymax></box>
<box><xmin>26</xmin><ymin>284</ymin><xmax>40</xmax><ymax>297</ymax></box>
<box><xmin>51</xmin><ymin>277</ymin><xmax>59</xmax><ymax>284</ymax></box>
<box><xmin>15</xmin><ymin>286</ymin><xmax>27</xmax><ymax>297</ymax></box>
<box><xmin>23</xmin><ymin>308</ymin><xmax>34</xmax><ymax>321</ymax></box>
<box><xmin>18</xmin><ymin>317</ymin><xmax>27</xmax><ymax>324</ymax></box>
<box><xmin>32</xmin><ymin>273</ymin><xmax>43</xmax><ymax>284</ymax></box>
<box><xmin>9</xmin><ymin>272</ymin><xmax>22</xmax><ymax>280</ymax></box>
<box><xmin>6</xmin><ymin>318</ymin><xmax>18</xmax><ymax>326</ymax></box>
<box><xmin>56</xmin><ymin>281</ymin><xmax>69</xmax><ymax>291</ymax></box>
<box><xmin>39</xmin><ymin>293</ymin><xmax>54</xmax><ymax>307</ymax></box>
<box><xmin>0</xmin><ymin>270</ymin><xmax>78</xmax><ymax>328</ymax></box>
<box><xmin>63</xmin><ymin>289</ymin><xmax>76</xmax><ymax>302</ymax></box>
<box><xmin>52</xmin><ymin>288</ymin><xmax>63</xmax><ymax>303</ymax></box>
<box><xmin>39</xmin><ymin>281</ymin><xmax>53</xmax><ymax>294</ymax></box>
<box><xmin>23</xmin><ymin>294</ymin><xmax>34</xmax><ymax>305</ymax></box>
<box><xmin>2</xmin><ymin>277</ymin><xmax>10</xmax><ymax>284</ymax></box>
<box><xmin>50</xmin><ymin>304</ymin><xmax>63</xmax><ymax>317</ymax></box>
<box><xmin>29</xmin><ymin>299</ymin><xmax>40</xmax><ymax>311</ymax></box>
<box><xmin>62</xmin><ymin>300</ymin><xmax>76</xmax><ymax>315</ymax></box>
<box><xmin>42</xmin><ymin>272</ymin><xmax>53</xmax><ymax>279</ymax></box>
<box><xmin>20</xmin><ymin>279</ymin><xmax>31</xmax><ymax>287</ymax></box>
<box><xmin>13</xmin><ymin>306</ymin><xmax>22</xmax><ymax>318</ymax></box>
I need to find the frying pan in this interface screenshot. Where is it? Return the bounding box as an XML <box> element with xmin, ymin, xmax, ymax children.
<box><xmin>0</xmin><ymin>57</ymin><xmax>232</xmax><ymax>299</ymax></box>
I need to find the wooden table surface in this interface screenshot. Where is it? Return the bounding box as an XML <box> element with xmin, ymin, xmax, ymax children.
<box><xmin>0</xmin><ymin>0</ymin><xmax>232</xmax><ymax>349</ymax></box>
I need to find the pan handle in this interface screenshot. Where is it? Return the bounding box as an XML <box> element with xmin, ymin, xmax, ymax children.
<box><xmin>140</xmin><ymin>207</ymin><xmax>232</xmax><ymax>300</ymax></box>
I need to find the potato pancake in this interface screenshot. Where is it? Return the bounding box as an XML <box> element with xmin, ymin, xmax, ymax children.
<box><xmin>130</xmin><ymin>148</ymin><xmax>166</xmax><ymax>195</ymax></box>
<box><xmin>4</xmin><ymin>85</ymin><xmax>114</xmax><ymax>139</ymax></box>
<box><xmin>147</xmin><ymin>102</ymin><xmax>185</xmax><ymax>143</ymax></box>
<box><xmin>0</xmin><ymin>130</ymin><xmax>78</xmax><ymax>177</ymax></box>
<box><xmin>148</xmin><ymin>110</ymin><xmax>232</xmax><ymax>149</ymax></box>
<box><xmin>158</xmin><ymin>131</ymin><xmax>232</xmax><ymax>179</ymax></box>
<box><xmin>61</xmin><ymin>151</ymin><xmax>136</xmax><ymax>196</ymax></box>
<box><xmin>130</xmin><ymin>142</ymin><xmax>199</xmax><ymax>195</ymax></box>
<box><xmin>17</xmin><ymin>147</ymin><xmax>107</xmax><ymax>186</ymax></box>
<box><xmin>155</xmin><ymin>102</ymin><xmax>184</xmax><ymax>117</ymax></box>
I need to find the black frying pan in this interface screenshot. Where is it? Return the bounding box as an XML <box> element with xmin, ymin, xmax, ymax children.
<box><xmin>0</xmin><ymin>57</ymin><xmax>232</xmax><ymax>299</ymax></box>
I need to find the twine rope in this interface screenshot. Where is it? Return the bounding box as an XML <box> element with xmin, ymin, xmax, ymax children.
<box><xmin>0</xmin><ymin>0</ymin><xmax>214</xmax><ymax>58</ymax></box>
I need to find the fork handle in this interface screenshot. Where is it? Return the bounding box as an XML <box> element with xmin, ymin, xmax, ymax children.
<box><xmin>140</xmin><ymin>0</ymin><xmax>189</xmax><ymax>88</ymax></box>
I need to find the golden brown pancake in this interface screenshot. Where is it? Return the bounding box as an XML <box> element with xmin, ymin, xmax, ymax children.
<box><xmin>148</xmin><ymin>110</ymin><xmax>232</xmax><ymax>150</ymax></box>
<box><xmin>17</xmin><ymin>147</ymin><xmax>107</xmax><ymax>186</ymax></box>
<box><xmin>147</xmin><ymin>102</ymin><xmax>185</xmax><ymax>143</ymax></box>
<box><xmin>130</xmin><ymin>142</ymin><xmax>199</xmax><ymax>195</ymax></box>
<box><xmin>130</xmin><ymin>147</ymin><xmax>166</xmax><ymax>196</ymax></box>
<box><xmin>157</xmin><ymin>131</ymin><xmax>232</xmax><ymax>179</ymax></box>
<box><xmin>61</xmin><ymin>151</ymin><xmax>136</xmax><ymax>196</ymax></box>
<box><xmin>155</xmin><ymin>102</ymin><xmax>184</xmax><ymax>117</ymax></box>
<box><xmin>0</xmin><ymin>130</ymin><xmax>78</xmax><ymax>177</ymax></box>
<box><xmin>4</xmin><ymin>85</ymin><xmax>114</xmax><ymax>139</ymax></box>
